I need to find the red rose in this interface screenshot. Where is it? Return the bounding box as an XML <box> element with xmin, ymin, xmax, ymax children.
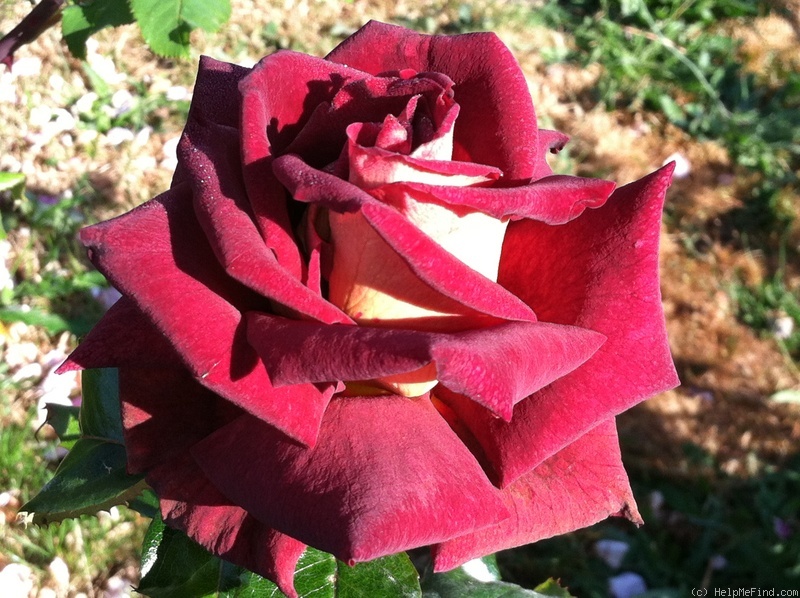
<box><xmin>61</xmin><ymin>21</ymin><xmax>678</xmax><ymax>596</ymax></box>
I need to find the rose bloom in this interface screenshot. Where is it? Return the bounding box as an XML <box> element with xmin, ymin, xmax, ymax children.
<box><xmin>62</xmin><ymin>21</ymin><xmax>678</xmax><ymax>596</ymax></box>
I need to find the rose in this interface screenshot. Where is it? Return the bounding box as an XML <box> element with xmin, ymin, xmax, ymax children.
<box><xmin>61</xmin><ymin>21</ymin><xmax>678</xmax><ymax>596</ymax></box>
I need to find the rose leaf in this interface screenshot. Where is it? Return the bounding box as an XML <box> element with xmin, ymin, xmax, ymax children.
<box><xmin>19</xmin><ymin>368</ymin><xmax>145</xmax><ymax>524</ymax></box>
<box><xmin>18</xmin><ymin>438</ymin><xmax>146</xmax><ymax>525</ymax></box>
<box><xmin>129</xmin><ymin>0</ymin><xmax>231</xmax><ymax>58</ymax></box>
<box><xmin>139</xmin><ymin>515</ymin><xmax>422</xmax><ymax>597</ymax></box>
<box><xmin>420</xmin><ymin>557</ymin><xmax>572</xmax><ymax>598</ymax></box>
<box><xmin>61</xmin><ymin>0</ymin><xmax>134</xmax><ymax>60</ymax></box>
<box><xmin>79</xmin><ymin>368</ymin><xmax>125</xmax><ymax>443</ymax></box>
<box><xmin>41</xmin><ymin>403</ymin><xmax>82</xmax><ymax>449</ymax></box>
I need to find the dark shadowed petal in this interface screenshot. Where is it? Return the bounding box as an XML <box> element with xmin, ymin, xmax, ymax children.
<box><xmin>178</xmin><ymin>113</ymin><xmax>350</xmax><ymax>324</ymax></box>
<box><xmin>57</xmin><ymin>297</ymin><xmax>180</xmax><ymax>373</ymax></box>
<box><xmin>247</xmin><ymin>314</ymin><xmax>604</xmax><ymax>420</ymax></box>
<box><xmin>79</xmin><ymin>184</ymin><xmax>334</xmax><ymax>446</ymax></box>
<box><xmin>120</xmin><ymin>367</ymin><xmax>306</xmax><ymax>596</ymax></box>
<box><xmin>284</xmin><ymin>73</ymin><xmax>454</xmax><ymax>168</ymax></box>
<box><xmin>442</xmin><ymin>165</ymin><xmax>679</xmax><ymax>486</ymax></box>
<box><xmin>170</xmin><ymin>56</ymin><xmax>250</xmax><ymax>187</ymax></box>
<box><xmin>239</xmin><ymin>51</ymin><xmax>366</xmax><ymax>276</ymax></box>
<box><xmin>372</xmin><ymin>175</ymin><xmax>615</xmax><ymax>224</ymax></box>
<box><xmin>191</xmin><ymin>397</ymin><xmax>510</xmax><ymax>564</ymax></box>
<box><xmin>430</xmin><ymin>420</ymin><xmax>641</xmax><ymax>570</ymax></box>
<box><xmin>273</xmin><ymin>155</ymin><xmax>537</xmax><ymax>323</ymax></box>
<box><xmin>326</xmin><ymin>21</ymin><xmax>540</xmax><ymax>180</ymax></box>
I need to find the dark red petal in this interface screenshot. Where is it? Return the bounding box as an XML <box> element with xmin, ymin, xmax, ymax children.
<box><xmin>80</xmin><ymin>185</ymin><xmax>333</xmax><ymax>446</ymax></box>
<box><xmin>347</xmin><ymin>139</ymin><xmax>501</xmax><ymax>188</ymax></box>
<box><xmin>326</xmin><ymin>21</ymin><xmax>540</xmax><ymax>180</ymax></box>
<box><xmin>191</xmin><ymin>397</ymin><xmax>510</xmax><ymax>564</ymax></box>
<box><xmin>239</xmin><ymin>51</ymin><xmax>365</xmax><ymax>275</ymax></box>
<box><xmin>120</xmin><ymin>367</ymin><xmax>306</xmax><ymax>596</ymax></box>
<box><xmin>178</xmin><ymin>113</ymin><xmax>350</xmax><ymax>324</ymax></box>
<box><xmin>273</xmin><ymin>156</ymin><xmax>537</xmax><ymax>323</ymax></box>
<box><xmin>150</xmin><ymin>454</ymin><xmax>307</xmax><ymax>598</ymax></box>
<box><xmin>447</xmin><ymin>165</ymin><xmax>680</xmax><ymax>486</ymax></box>
<box><xmin>247</xmin><ymin>315</ymin><xmax>604</xmax><ymax>420</ymax></box>
<box><xmin>57</xmin><ymin>297</ymin><xmax>180</xmax><ymax>373</ymax></box>
<box><xmin>430</xmin><ymin>420</ymin><xmax>641</xmax><ymax>570</ymax></box>
<box><xmin>284</xmin><ymin>73</ymin><xmax>453</xmax><ymax>168</ymax></box>
<box><xmin>373</xmin><ymin>175</ymin><xmax>615</xmax><ymax>224</ymax></box>
<box><xmin>170</xmin><ymin>56</ymin><xmax>250</xmax><ymax>186</ymax></box>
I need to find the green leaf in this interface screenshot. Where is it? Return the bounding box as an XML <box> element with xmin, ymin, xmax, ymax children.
<box><xmin>62</xmin><ymin>0</ymin><xmax>135</xmax><ymax>59</ymax></box>
<box><xmin>20</xmin><ymin>368</ymin><xmax>143</xmax><ymax>524</ymax></box>
<box><xmin>533</xmin><ymin>579</ymin><xmax>574</xmax><ymax>597</ymax></box>
<box><xmin>0</xmin><ymin>172</ymin><xmax>25</xmax><ymax>198</ymax></box>
<box><xmin>139</xmin><ymin>519</ymin><xmax>421</xmax><ymax>598</ymax></box>
<box><xmin>19</xmin><ymin>438</ymin><xmax>146</xmax><ymax>524</ymax></box>
<box><xmin>79</xmin><ymin>368</ymin><xmax>124</xmax><ymax>442</ymax></box>
<box><xmin>128</xmin><ymin>488</ymin><xmax>160</xmax><ymax>519</ymax></box>
<box><xmin>129</xmin><ymin>0</ymin><xmax>231</xmax><ymax>58</ymax></box>
<box><xmin>179</xmin><ymin>0</ymin><xmax>231</xmax><ymax>32</ymax></box>
<box><xmin>421</xmin><ymin>561</ymin><xmax>565</xmax><ymax>598</ymax></box>
<box><xmin>139</xmin><ymin>513</ymin><xmax>242</xmax><ymax>597</ymax></box>
<box><xmin>41</xmin><ymin>403</ymin><xmax>82</xmax><ymax>449</ymax></box>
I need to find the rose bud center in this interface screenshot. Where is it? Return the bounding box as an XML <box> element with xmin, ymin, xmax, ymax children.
<box><xmin>325</xmin><ymin>75</ymin><xmax>508</xmax><ymax>397</ymax></box>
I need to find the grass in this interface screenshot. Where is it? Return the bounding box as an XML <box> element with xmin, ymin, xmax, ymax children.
<box><xmin>1</xmin><ymin>0</ymin><xmax>799</xmax><ymax>595</ymax></box>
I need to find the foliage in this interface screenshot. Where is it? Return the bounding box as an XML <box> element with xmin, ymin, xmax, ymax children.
<box><xmin>62</xmin><ymin>0</ymin><xmax>231</xmax><ymax>58</ymax></box>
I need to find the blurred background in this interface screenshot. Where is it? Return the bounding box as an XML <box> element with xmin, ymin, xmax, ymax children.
<box><xmin>0</xmin><ymin>0</ymin><xmax>798</xmax><ymax>596</ymax></box>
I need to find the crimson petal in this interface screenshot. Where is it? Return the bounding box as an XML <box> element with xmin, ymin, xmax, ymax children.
<box><xmin>326</xmin><ymin>21</ymin><xmax>540</xmax><ymax>180</ymax></box>
<box><xmin>178</xmin><ymin>112</ymin><xmax>350</xmax><ymax>324</ymax></box>
<box><xmin>372</xmin><ymin>174</ymin><xmax>615</xmax><ymax>224</ymax></box>
<box><xmin>273</xmin><ymin>155</ymin><xmax>537</xmax><ymax>323</ymax></box>
<box><xmin>443</xmin><ymin>165</ymin><xmax>680</xmax><ymax>486</ymax></box>
<box><xmin>431</xmin><ymin>420</ymin><xmax>641</xmax><ymax>570</ymax></box>
<box><xmin>239</xmin><ymin>51</ymin><xmax>366</xmax><ymax>275</ymax></box>
<box><xmin>120</xmin><ymin>367</ymin><xmax>306</xmax><ymax>596</ymax></box>
<box><xmin>247</xmin><ymin>314</ymin><xmax>604</xmax><ymax>420</ymax></box>
<box><xmin>191</xmin><ymin>397</ymin><xmax>510</xmax><ymax>564</ymax></box>
<box><xmin>79</xmin><ymin>185</ymin><xmax>333</xmax><ymax>446</ymax></box>
<box><xmin>57</xmin><ymin>297</ymin><xmax>180</xmax><ymax>373</ymax></box>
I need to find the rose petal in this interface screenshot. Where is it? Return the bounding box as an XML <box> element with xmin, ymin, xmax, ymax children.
<box><xmin>273</xmin><ymin>156</ymin><xmax>537</xmax><ymax>324</ymax></box>
<box><xmin>347</xmin><ymin>135</ymin><xmax>501</xmax><ymax>189</ymax></box>
<box><xmin>284</xmin><ymin>72</ymin><xmax>454</xmax><ymax>168</ymax></box>
<box><xmin>247</xmin><ymin>314</ymin><xmax>605</xmax><ymax>420</ymax></box>
<box><xmin>79</xmin><ymin>185</ymin><xmax>333</xmax><ymax>446</ymax></box>
<box><xmin>178</xmin><ymin>113</ymin><xmax>350</xmax><ymax>324</ymax></box>
<box><xmin>120</xmin><ymin>367</ymin><xmax>306</xmax><ymax>596</ymax></box>
<box><xmin>191</xmin><ymin>397</ymin><xmax>510</xmax><ymax>564</ymax></box>
<box><xmin>373</xmin><ymin>174</ymin><xmax>615</xmax><ymax>224</ymax></box>
<box><xmin>239</xmin><ymin>51</ymin><xmax>365</xmax><ymax>277</ymax></box>
<box><xmin>443</xmin><ymin>165</ymin><xmax>680</xmax><ymax>486</ymax></box>
<box><xmin>431</xmin><ymin>419</ymin><xmax>641</xmax><ymax>570</ymax></box>
<box><xmin>326</xmin><ymin>21</ymin><xmax>540</xmax><ymax>180</ymax></box>
<box><xmin>57</xmin><ymin>297</ymin><xmax>180</xmax><ymax>373</ymax></box>
<box><xmin>170</xmin><ymin>56</ymin><xmax>250</xmax><ymax>186</ymax></box>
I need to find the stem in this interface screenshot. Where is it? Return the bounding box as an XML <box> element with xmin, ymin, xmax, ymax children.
<box><xmin>0</xmin><ymin>0</ymin><xmax>66</xmax><ymax>68</ymax></box>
